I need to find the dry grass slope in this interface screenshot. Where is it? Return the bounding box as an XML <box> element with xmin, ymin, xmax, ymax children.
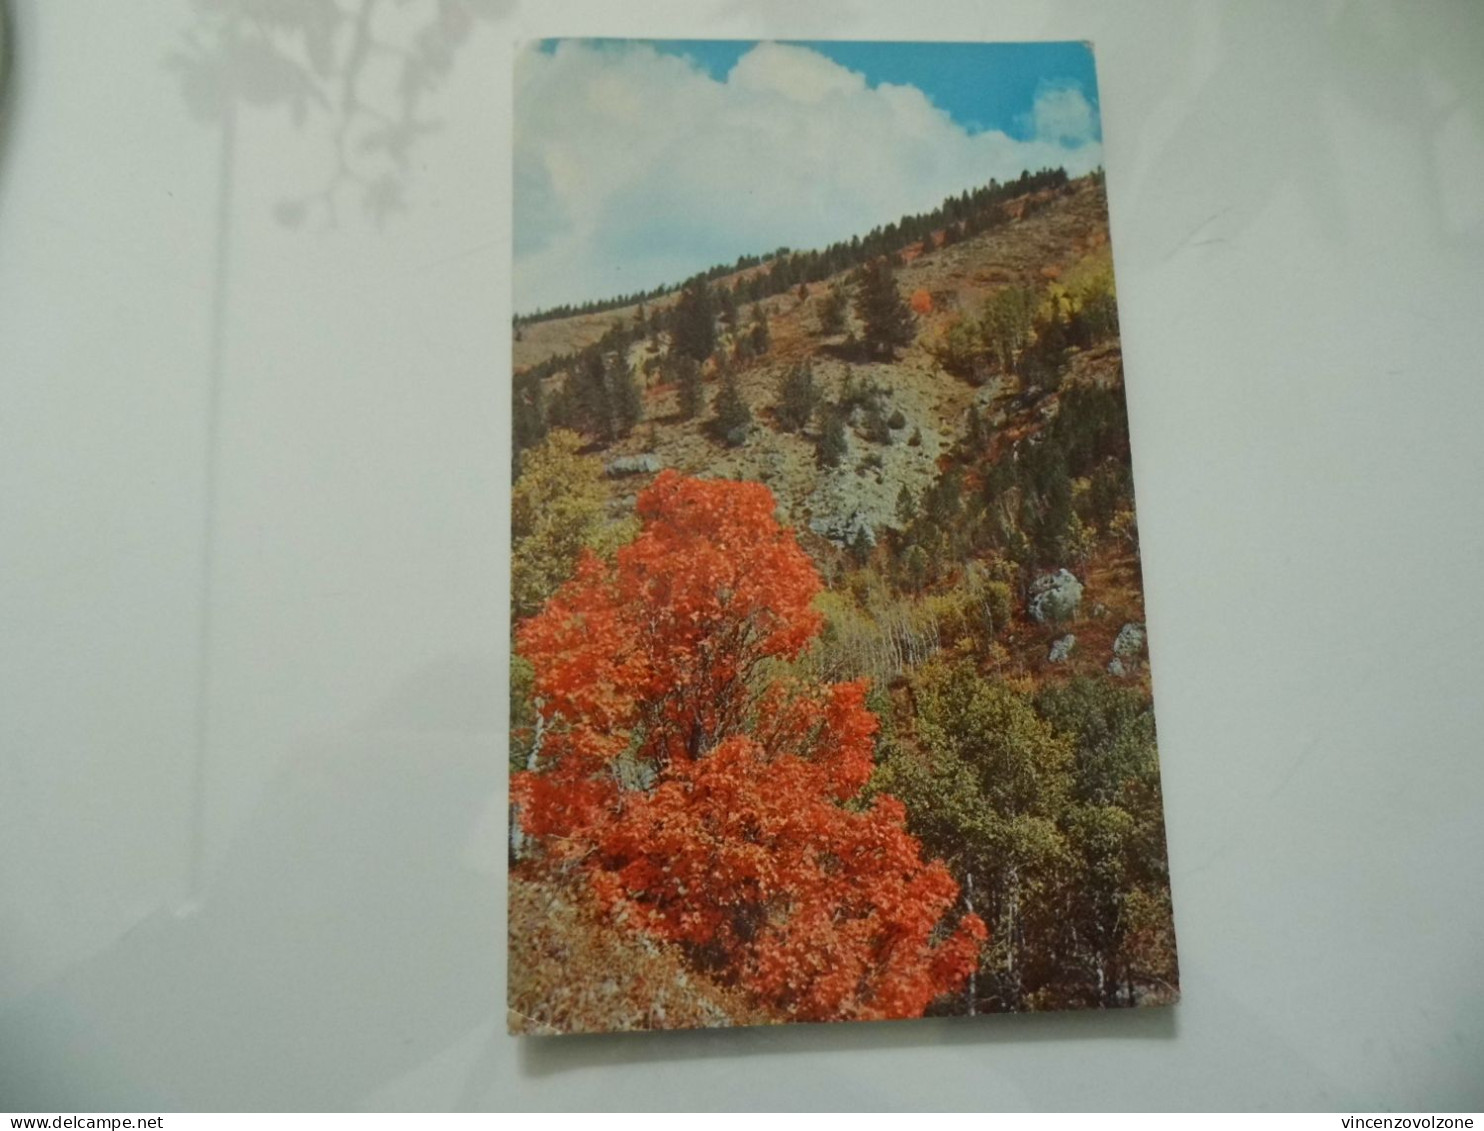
<box><xmin>508</xmin><ymin>870</ymin><xmax>767</xmax><ymax>1035</ymax></box>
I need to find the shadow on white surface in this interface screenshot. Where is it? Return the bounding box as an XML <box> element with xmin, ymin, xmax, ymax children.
<box><xmin>0</xmin><ymin>656</ymin><xmax>502</xmax><ymax>1111</ymax></box>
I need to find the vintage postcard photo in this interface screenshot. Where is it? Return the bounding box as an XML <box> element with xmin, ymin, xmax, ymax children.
<box><xmin>509</xmin><ymin>39</ymin><xmax>1178</xmax><ymax>1033</ymax></box>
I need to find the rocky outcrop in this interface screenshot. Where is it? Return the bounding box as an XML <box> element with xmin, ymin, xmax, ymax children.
<box><xmin>605</xmin><ymin>453</ymin><xmax>663</xmax><ymax>477</ymax></box>
<box><xmin>1113</xmin><ymin>622</ymin><xmax>1146</xmax><ymax>658</ymax></box>
<box><xmin>1028</xmin><ymin>569</ymin><xmax>1083</xmax><ymax>624</ymax></box>
<box><xmin>1048</xmin><ymin>634</ymin><xmax>1076</xmax><ymax>663</ymax></box>
<box><xmin>808</xmin><ymin>508</ymin><xmax>875</xmax><ymax>550</ymax></box>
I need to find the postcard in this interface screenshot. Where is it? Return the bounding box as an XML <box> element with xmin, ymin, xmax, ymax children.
<box><xmin>509</xmin><ymin>38</ymin><xmax>1177</xmax><ymax>1033</ymax></box>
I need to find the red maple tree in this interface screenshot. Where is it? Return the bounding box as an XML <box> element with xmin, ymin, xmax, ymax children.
<box><xmin>515</xmin><ymin>471</ymin><xmax>985</xmax><ymax>1022</ymax></box>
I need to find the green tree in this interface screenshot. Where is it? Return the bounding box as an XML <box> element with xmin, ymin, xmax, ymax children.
<box><xmin>895</xmin><ymin>484</ymin><xmax>917</xmax><ymax>530</ymax></box>
<box><xmin>1035</xmin><ymin>679</ymin><xmax>1177</xmax><ymax>1008</ymax></box>
<box><xmin>712</xmin><ymin>370</ymin><xmax>752</xmax><ymax>445</ymax></box>
<box><xmin>749</xmin><ymin>303</ymin><xmax>771</xmax><ymax>355</ymax></box>
<box><xmin>854</xmin><ymin>257</ymin><xmax>916</xmax><ymax>358</ymax></box>
<box><xmin>818</xmin><ymin>283</ymin><xmax>848</xmax><ymax>335</ymax></box>
<box><xmin>816</xmin><ymin>406</ymin><xmax>848</xmax><ymax>468</ymax></box>
<box><xmin>513</xmin><ymin>370</ymin><xmax>547</xmax><ymax>475</ymax></box>
<box><xmin>933</xmin><ymin>317</ymin><xmax>982</xmax><ymax>380</ymax></box>
<box><xmin>980</xmin><ymin>285</ymin><xmax>1038</xmax><ymax>374</ymax></box>
<box><xmin>673</xmin><ymin>277</ymin><xmax>717</xmax><ymax>362</ymax></box>
<box><xmin>717</xmin><ymin>284</ymin><xmax>739</xmax><ymax>329</ymax></box>
<box><xmin>573</xmin><ymin>349</ymin><xmax>616</xmax><ymax>440</ymax></box>
<box><xmin>965</xmin><ymin>404</ymin><xmax>986</xmax><ymax>452</ymax></box>
<box><xmin>900</xmin><ymin>544</ymin><xmax>929</xmax><ymax>592</ymax></box>
<box><xmin>511</xmin><ymin>429</ymin><xmax>620</xmax><ymax>622</ymax></box>
<box><xmin>874</xmin><ymin>659</ymin><xmax>1073</xmax><ymax>1014</ymax></box>
<box><xmin>611</xmin><ymin>352</ymin><xmax>643</xmax><ymax>435</ymax></box>
<box><xmin>775</xmin><ymin>361</ymin><xmax>819</xmax><ymax>433</ymax></box>
<box><xmin>674</xmin><ymin>353</ymin><xmax>704</xmax><ymax>421</ymax></box>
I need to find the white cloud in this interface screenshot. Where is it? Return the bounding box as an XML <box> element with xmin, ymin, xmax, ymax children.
<box><xmin>728</xmin><ymin>42</ymin><xmax>867</xmax><ymax>103</ymax></box>
<box><xmin>1029</xmin><ymin>83</ymin><xmax>1098</xmax><ymax>146</ymax></box>
<box><xmin>514</xmin><ymin>42</ymin><xmax>1104</xmax><ymax>312</ymax></box>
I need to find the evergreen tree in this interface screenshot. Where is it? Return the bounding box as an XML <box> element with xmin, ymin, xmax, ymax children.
<box><xmin>816</xmin><ymin>406</ymin><xmax>848</xmax><ymax>468</ymax></box>
<box><xmin>675</xmin><ymin>354</ymin><xmax>704</xmax><ymax>421</ymax></box>
<box><xmin>895</xmin><ymin>484</ymin><xmax>917</xmax><ymax>530</ymax></box>
<box><xmin>673</xmin><ymin>277</ymin><xmax>717</xmax><ymax>362</ymax></box>
<box><xmin>749</xmin><ymin>303</ymin><xmax>771</xmax><ymax>355</ymax></box>
<box><xmin>512</xmin><ymin>370</ymin><xmax>547</xmax><ymax>476</ymax></box>
<box><xmin>712</xmin><ymin>371</ymin><xmax>752</xmax><ymax>445</ymax></box>
<box><xmin>966</xmin><ymin>403</ymin><xmax>986</xmax><ymax>451</ymax></box>
<box><xmin>775</xmin><ymin>361</ymin><xmax>819</xmax><ymax>433</ymax></box>
<box><xmin>854</xmin><ymin>257</ymin><xmax>916</xmax><ymax>358</ymax></box>
<box><xmin>818</xmin><ymin>284</ymin><xmax>848</xmax><ymax>335</ymax></box>
<box><xmin>900</xmin><ymin>543</ymin><xmax>929</xmax><ymax>592</ymax></box>
<box><xmin>575</xmin><ymin>348</ymin><xmax>616</xmax><ymax>440</ymax></box>
<box><xmin>612</xmin><ymin>353</ymin><xmax>643</xmax><ymax>435</ymax></box>
<box><xmin>718</xmin><ymin>284</ymin><xmax>739</xmax><ymax>329</ymax></box>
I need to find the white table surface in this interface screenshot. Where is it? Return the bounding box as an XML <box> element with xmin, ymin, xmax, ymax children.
<box><xmin>2</xmin><ymin>0</ymin><xmax>1482</xmax><ymax>1112</ymax></box>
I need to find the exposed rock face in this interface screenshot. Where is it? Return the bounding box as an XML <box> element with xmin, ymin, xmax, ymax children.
<box><xmin>1108</xmin><ymin>657</ymin><xmax>1128</xmax><ymax>678</ymax></box>
<box><xmin>1028</xmin><ymin>569</ymin><xmax>1083</xmax><ymax>624</ymax></box>
<box><xmin>605</xmin><ymin>453</ymin><xmax>662</xmax><ymax>477</ymax></box>
<box><xmin>1048</xmin><ymin>634</ymin><xmax>1076</xmax><ymax>663</ymax></box>
<box><xmin>1113</xmin><ymin>622</ymin><xmax>1146</xmax><ymax>658</ymax></box>
<box><xmin>808</xmin><ymin>507</ymin><xmax>875</xmax><ymax>550</ymax></box>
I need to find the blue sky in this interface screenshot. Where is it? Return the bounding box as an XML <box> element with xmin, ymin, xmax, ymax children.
<box><xmin>516</xmin><ymin>40</ymin><xmax>1106</xmax><ymax>312</ymax></box>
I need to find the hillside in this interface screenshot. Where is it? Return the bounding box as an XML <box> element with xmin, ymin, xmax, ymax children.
<box><xmin>514</xmin><ymin>174</ymin><xmax>1142</xmax><ymax>689</ymax></box>
<box><xmin>509</xmin><ymin>170</ymin><xmax>1177</xmax><ymax>1030</ymax></box>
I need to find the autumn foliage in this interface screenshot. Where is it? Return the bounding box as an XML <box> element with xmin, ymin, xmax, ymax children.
<box><xmin>515</xmin><ymin>471</ymin><xmax>985</xmax><ymax>1022</ymax></box>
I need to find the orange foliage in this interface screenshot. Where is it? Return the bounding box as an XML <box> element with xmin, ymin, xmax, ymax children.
<box><xmin>515</xmin><ymin>471</ymin><xmax>984</xmax><ymax>1022</ymax></box>
<box><xmin>910</xmin><ymin>287</ymin><xmax>933</xmax><ymax>314</ymax></box>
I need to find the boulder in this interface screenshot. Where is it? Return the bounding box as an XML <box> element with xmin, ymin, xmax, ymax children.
<box><xmin>1028</xmin><ymin>568</ymin><xmax>1083</xmax><ymax>624</ymax></box>
<box><xmin>1113</xmin><ymin>622</ymin><xmax>1146</xmax><ymax>658</ymax></box>
<box><xmin>1107</xmin><ymin>657</ymin><xmax>1128</xmax><ymax>678</ymax></box>
<box><xmin>1048</xmin><ymin>634</ymin><xmax>1076</xmax><ymax>663</ymax></box>
<box><xmin>605</xmin><ymin>453</ymin><xmax>662</xmax><ymax>477</ymax></box>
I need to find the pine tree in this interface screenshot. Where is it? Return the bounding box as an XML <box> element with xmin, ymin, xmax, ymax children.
<box><xmin>749</xmin><ymin>303</ymin><xmax>771</xmax><ymax>355</ymax></box>
<box><xmin>513</xmin><ymin>370</ymin><xmax>547</xmax><ymax>476</ymax></box>
<box><xmin>718</xmin><ymin>284</ymin><xmax>739</xmax><ymax>329</ymax></box>
<box><xmin>675</xmin><ymin>354</ymin><xmax>704</xmax><ymax>421</ymax></box>
<box><xmin>895</xmin><ymin>484</ymin><xmax>917</xmax><ymax>530</ymax></box>
<box><xmin>966</xmin><ymin>403</ymin><xmax>986</xmax><ymax>451</ymax></box>
<box><xmin>712</xmin><ymin>371</ymin><xmax>752</xmax><ymax>445</ymax></box>
<box><xmin>817</xmin><ymin>406</ymin><xmax>848</xmax><ymax>468</ymax></box>
<box><xmin>611</xmin><ymin>353</ymin><xmax>643</xmax><ymax>435</ymax></box>
<box><xmin>818</xmin><ymin>284</ymin><xmax>848</xmax><ymax>335</ymax></box>
<box><xmin>673</xmin><ymin>278</ymin><xmax>717</xmax><ymax>363</ymax></box>
<box><xmin>575</xmin><ymin>349</ymin><xmax>616</xmax><ymax>440</ymax></box>
<box><xmin>854</xmin><ymin>257</ymin><xmax>916</xmax><ymax>358</ymax></box>
<box><xmin>775</xmin><ymin>361</ymin><xmax>818</xmax><ymax>433</ymax></box>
